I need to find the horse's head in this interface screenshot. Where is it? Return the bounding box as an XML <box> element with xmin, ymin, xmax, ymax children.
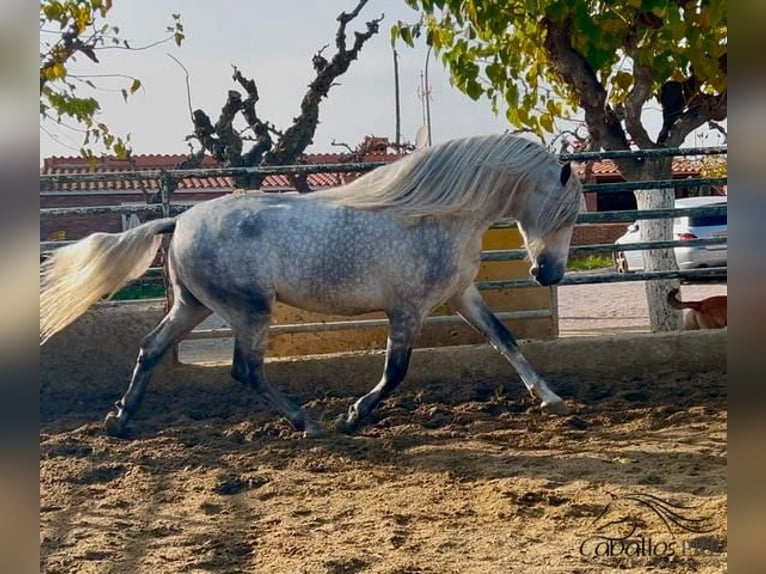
<box><xmin>514</xmin><ymin>162</ymin><xmax>583</xmax><ymax>286</ymax></box>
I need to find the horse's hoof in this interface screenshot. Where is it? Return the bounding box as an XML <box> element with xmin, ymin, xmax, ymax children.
<box><xmin>302</xmin><ymin>420</ymin><xmax>324</xmax><ymax>439</ymax></box>
<box><xmin>103</xmin><ymin>412</ymin><xmax>128</xmax><ymax>438</ymax></box>
<box><xmin>333</xmin><ymin>414</ymin><xmax>358</xmax><ymax>435</ymax></box>
<box><xmin>541</xmin><ymin>399</ymin><xmax>569</xmax><ymax>416</ymax></box>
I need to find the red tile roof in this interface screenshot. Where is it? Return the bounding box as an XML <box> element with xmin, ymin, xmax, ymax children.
<box><xmin>580</xmin><ymin>158</ymin><xmax>701</xmax><ymax>179</ymax></box>
<box><xmin>40</xmin><ymin>150</ymin><xmax>402</xmax><ymax>192</ymax></box>
<box><xmin>41</xmin><ymin>150</ymin><xmax>703</xmax><ymax>192</ymax></box>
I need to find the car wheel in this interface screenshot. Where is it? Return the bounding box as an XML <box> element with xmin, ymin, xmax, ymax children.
<box><xmin>613</xmin><ymin>251</ymin><xmax>629</xmax><ymax>273</ymax></box>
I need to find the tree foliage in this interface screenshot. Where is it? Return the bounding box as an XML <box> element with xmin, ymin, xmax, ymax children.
<box><xmin>40</xmin><ymin>0</ymin><xmax>184</xmax><ymax>159</ymax></box>
<box><xmin>393</xmin><ymin>0</ymin><xmax>727</xmax><ymax>332</ymax></box>
<box><xmin>393</xmin><ymin>1</ymin><xmax>726</xmax><ymax>166</ymax></box>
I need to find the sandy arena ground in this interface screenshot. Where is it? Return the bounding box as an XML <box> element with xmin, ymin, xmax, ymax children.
<box><xmin>41</xmin><ymin>277</ymin><xmax>727</xmax><ymax>573</ymax></box>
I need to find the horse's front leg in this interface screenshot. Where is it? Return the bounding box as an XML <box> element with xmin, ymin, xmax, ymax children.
<box><xmin>448</xmin><ymin>285</ymin><xmax>568</xmax><ymax>414</ymax></box>
<box><xmin>337</xmin><ymin>310</ymin><xmax>421</xmax><ymax>434</ymax></box>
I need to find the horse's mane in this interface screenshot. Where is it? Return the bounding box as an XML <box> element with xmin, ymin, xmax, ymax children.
<box><xmin>311</xmin><ymin>134</ymin><xmax>576</xmax><ymax>226</ymax></box>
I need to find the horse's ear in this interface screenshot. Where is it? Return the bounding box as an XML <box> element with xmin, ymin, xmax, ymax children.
<box><xmin>560</xmin><ymin>163</ymin><xmax>572</xmax><ymax>186</ymax></box>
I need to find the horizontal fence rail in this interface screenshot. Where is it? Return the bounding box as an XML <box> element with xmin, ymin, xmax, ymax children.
<box><xmin>40</xmin><ymin>145</ymin><xmax>727</xmax><ymax>339</ymax></box>
<box><xmin>38</xmin><ymin>162</ymin><xmax>390</xmax><ymax>187</ymax></box>
<box><xmin>39</xmin><ymin>204</ymin><xmax>727</xmax><ymax>254</ymax></box>
<box><xmin>581</xmin><ymin>176</ymin><xmax>727</xmax><ymax>194</ymax></box>
<box><xmin>480</xmin><ymin>236</ymin><xmax>728</xmax><ymax>262</ymax></box>
<box><xmin>558</xmin><ymin>145</ymin><xmax>727</xmax><ymax>162</ymax></box>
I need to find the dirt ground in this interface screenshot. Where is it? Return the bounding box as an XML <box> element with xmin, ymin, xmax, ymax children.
<box><xmin>41</xmin><ymin>361</ymin><xmax>727</xmax><ymax>573</ymax></box>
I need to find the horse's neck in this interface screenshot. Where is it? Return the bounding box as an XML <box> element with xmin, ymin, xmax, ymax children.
<box><xmin>437</xmin><ymin>214</ymin><xmax>495</xmax><ymax>240</ymax></box>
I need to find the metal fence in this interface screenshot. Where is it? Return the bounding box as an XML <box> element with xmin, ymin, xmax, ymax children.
<box><xmin>40</xmin><ymin>145</ymin><xmax>727</xmax><ymax>339</ymax></box>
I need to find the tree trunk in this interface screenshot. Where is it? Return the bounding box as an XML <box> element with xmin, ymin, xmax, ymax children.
<box><xmin>634</xmin><ymin>158</ymin><xmax>681</xmax><ymax>331</ymax></box>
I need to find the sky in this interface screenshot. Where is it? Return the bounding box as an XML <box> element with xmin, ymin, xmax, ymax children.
<box><xmin>39</xmin><ymin>0</ymin><xmax>726</xmax><ymax>162</ymax></box>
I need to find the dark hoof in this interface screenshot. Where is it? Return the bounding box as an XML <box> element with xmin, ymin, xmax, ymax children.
<box><xmin>333</xmin><ymin>414</ymin><xmax>359</xmax><ymax>435</ymax></box>
<box><xmin>541</xmin><ymin>399</ymin><xmax>570</xmax><ymax>416</ymax></box>
<box><xmin>103</xmin><ymin>411</ymin><xmax>129</xmax><ymax>438</ymax></box>
<box><xmin>302</xmin><ymin>419</ymin><xmax>324</xmax><ymax>439</ymax></box>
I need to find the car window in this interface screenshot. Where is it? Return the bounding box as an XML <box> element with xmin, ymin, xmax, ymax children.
<box><xmin>689</xmin><ymin>214</ymin><xmax>727</xmax><ymax>227</ymax></box>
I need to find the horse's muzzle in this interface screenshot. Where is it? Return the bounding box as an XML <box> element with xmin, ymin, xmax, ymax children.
<box><xmin>530</xmin><ymin>254</ymin><xmax>565</xmax><ymax>286</ymax></box>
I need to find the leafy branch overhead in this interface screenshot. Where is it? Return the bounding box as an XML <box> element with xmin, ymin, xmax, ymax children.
<box><xmin>40</xmin><ymin>0</ymin><xmax>185</xmax><ymax>159</ymax></box>
<box><xmin>184</xmin><ymin>0</ymin><xmax>383</xmax><ymax>190</ymax></box>
<box><xmin>393</xmin><ymin>0</ymin><xmax>726</xmax><ymax>333</ymax></box>
<box><xmin>393</xmin><ymin>0</ymin><xmax>726</xmax><ymax>176</ymax></box>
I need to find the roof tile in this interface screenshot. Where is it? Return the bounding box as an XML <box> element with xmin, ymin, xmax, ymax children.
<box><xmin>41</xmin><ymin>149</ymin><xmax>704</xmax><ymax>192</ymax></box>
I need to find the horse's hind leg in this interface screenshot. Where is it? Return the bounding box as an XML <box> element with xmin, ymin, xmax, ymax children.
<box><xmin>104</xmin><ymin>287</ymin><xmax>211</xmax><ymax>437</ymax></box>
<box><xmin>337</xmin><ymin>310</ymin><xmax>422</xmax><ymax>434</ymax></box>
<box><xmin>448</xmin><ymin>285</ymin><xmax>568</xmax><ymax>414</ymax></box>
<box><xmin>230</xmin><ymin>319</ymin><xmax>322</xmax><ymax>438</ymax></box>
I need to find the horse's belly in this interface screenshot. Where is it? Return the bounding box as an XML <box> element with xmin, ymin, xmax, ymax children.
<box><xmin>274</xmin><ymin>276</ymin><xmax>387</xmax><ymax>316</ymax></box>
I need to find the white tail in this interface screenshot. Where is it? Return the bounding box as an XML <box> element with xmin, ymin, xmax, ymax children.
<box><xmin>40</xmin><ymin>218</ymin><xmax>176</xmax><ymax>345</ymax></box>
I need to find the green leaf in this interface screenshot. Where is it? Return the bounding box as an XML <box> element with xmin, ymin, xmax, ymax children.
<box><xmin>121</xmin><ymin>88</ymin><xmax>128</xmax><ymax>102</ymax></box>
<box><xmin>114</xmin><ymin>139</ymin><xmax>129</xmax><ymax>159</ymax></box>
<box><xmin>401</xmin><ymin>26</ymin><xmax>414</xmax><ymax>47</ymax></box>
<box><xmin>546</xmin><ymin>99</ymin><xmax>561</xmax><ymax>115</ymax></box>
<box><xmin>505</xmin><ymin>83</ymin><xmax>519</xmax><ymax>108</ymax></box>
<box><xmin>613</xmin><ymin>71</ymin><xmax>633</xmax><ymax>91</ymax></box>
<box><xmin>505</xmin><ymin>106</ymin><xmax>520</xmax><ymax>127</ymax></box>
<box><xmin>129</xmin><ymin>78</ymin><xmax>141</xmax><ymax>94</ymax></box>
<box><xmin>465</xmin><ymin>79</ymin><xmax>483</xmax><ymax>100</ymax></box>
<box><xmin>485</xmin><ymin>61</ymin><xmax>505</xmax><ymax>85</ymax></box>
<box><xmin>540</xmin><ymin>112</ymin><xmax>554</xmax><ymax>133</ymax></box>
<box><xmin>390</xmin><ymin>22</ymin><xmax>401</xmax><ymax>47</ymax></box>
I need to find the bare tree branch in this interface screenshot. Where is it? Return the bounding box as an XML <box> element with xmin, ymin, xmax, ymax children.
<box><xmin>331</xmin><ymin>139</ymin><xmax>356</xmax><ymax>154</ymax></box>
<box><xmin>214</xmin><ymin>90</ymin><xmax>244</xmax><ymax>166</ymax></box>
<box><xmin>288</xmin><ymin>173</ymin><xmax>312</xmax><ymax>194</ymax></box>
<box><xmin>542</xmin><ymin>16</ymin><xmax>637</xmax><ymax>178</ymax></box>
<box><xmin>624</xmin><ymin>65</ymin><xmax>655</xmax><ymax>148</ymax></box>
<box><xmin>262</xmin><ymin>5</ymin><xmax>383</xmax><ymax>165</ymax></box>
<box><xmin>167</xmin><ymin>53</ymin><xmax>194</xmax><ymax>122</ymax></box>
<box><xmin>664</xmin><ymin>91</ymin><xmax>727</xmax><ymax>147</ymax></box>
<box><xmin>183</xmin><ymin>0</ymin><xmax>383</xmax><ymax>191</ymax></box>
<box><xmin>542</xmin><ymin>24</ymin><xmax>627</xmax><ymax>145</ymax></box>
<box><xmin>336</xmin><ymin>0</ymin><xmax>369</xmax><ymax>52</ymax></box>
<box><xmin>707</xmin><ymin>120</ymin><xmax>728</xmax><ymax>141</ymax></box>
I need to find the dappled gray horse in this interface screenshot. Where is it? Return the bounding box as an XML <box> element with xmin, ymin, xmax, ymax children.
<box><xmin>41</xmin><ymin>134</ymin><xmax>583</xmax><ymax>437</ymax></box>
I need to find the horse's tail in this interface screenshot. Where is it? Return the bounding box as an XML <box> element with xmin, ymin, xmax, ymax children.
<box><xmin>667</xmin><ymin>287</ymin><xmax>699</xmax><ymax>311</ymax></box>
<box><xmin>40</xmin><ymin>217</ymin><xmax>177</xmax><ymax>345</ymax></box>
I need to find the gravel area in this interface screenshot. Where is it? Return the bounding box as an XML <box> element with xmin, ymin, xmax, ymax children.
<box><xmin>557</xmin><ymin>271</ymin><xmax>727</xmax><ymax>337</ymax></box>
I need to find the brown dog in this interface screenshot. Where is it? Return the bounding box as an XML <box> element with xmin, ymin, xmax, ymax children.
<box><xmin>667</xmin><ymin>288</ymin><xmax>727</xmax><ymax>330</ymax></box>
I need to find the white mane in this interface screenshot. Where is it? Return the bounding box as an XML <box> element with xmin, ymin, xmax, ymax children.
<box><xmin>312</xmin><ymin>134</ymin><xmax>579</xmax><ymax>228</ymax></box>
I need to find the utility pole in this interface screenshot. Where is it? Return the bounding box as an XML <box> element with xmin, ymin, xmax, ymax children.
<box><xmin>392</xmin><ymin>47</ymin><xmax>401</xmax><ymax>148</ymax></box>
<box><xmin>424</xmin><ymin>45</ymin><xmax>433</xmax><ymax>146</ymax></box>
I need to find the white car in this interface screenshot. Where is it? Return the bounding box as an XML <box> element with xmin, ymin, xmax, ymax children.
<box><xmin>613</xmin><ymin>196</ymin><xmax>727</xmax><ymax>272</ymax></box>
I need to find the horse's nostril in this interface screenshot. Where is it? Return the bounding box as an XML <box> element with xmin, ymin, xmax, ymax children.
<box><xmin>530</xmin><ymin>266</ymin><xmax>539</xmax><ymax>277</ymax></box>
